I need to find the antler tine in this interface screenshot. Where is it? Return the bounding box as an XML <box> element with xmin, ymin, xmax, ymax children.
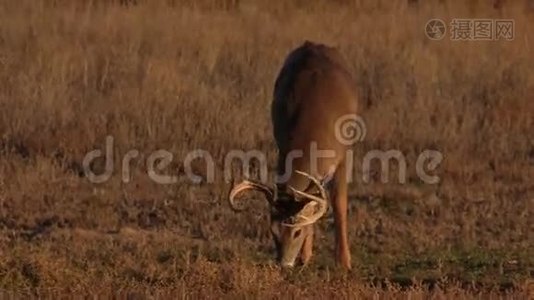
<box><xmin>228</xmin><ymin>179</ymin><xmax>275</xmax><ymax>211</ymax></box>
<box><xmin>294</xmin><ymin>170</ymin><xmax>328</xmax><ymax>201</ymax></box>
<box><xmin>288</xmin><ymin>187</ymin><xmax>326</xmax><ymax>204</ymax></box>
<box><xmin>282</xmin><ymin>170</ymin><xmax>330</xmax><ymax>227</ymax></box>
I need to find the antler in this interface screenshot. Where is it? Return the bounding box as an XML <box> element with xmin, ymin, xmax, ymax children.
<box><xmin>228</xmin><ymin>179</ymin><xmax>276</xmax><ymax>211</ymax></box>
<box><xmin>282</xmin><ymin>170</ymin><xmax>330</xmax><ymax>227</ymax></box>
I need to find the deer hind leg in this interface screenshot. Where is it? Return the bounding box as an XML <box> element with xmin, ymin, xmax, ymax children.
<box><xmin>331</xmin><ymin>162</ymin><xmax>351</xmax><ymax>269</ymax></box>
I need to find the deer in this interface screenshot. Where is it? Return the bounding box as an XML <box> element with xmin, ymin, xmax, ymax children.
<box><xmin>228</xmin><ymin>41</ymin><xmax>359</xmax><ymax>270</ymax></box>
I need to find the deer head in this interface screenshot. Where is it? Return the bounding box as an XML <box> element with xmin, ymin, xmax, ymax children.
<box><xmin>229</xmin><ymin>170</ymin><xmax>334</xmax><ymax>268</ymax></box>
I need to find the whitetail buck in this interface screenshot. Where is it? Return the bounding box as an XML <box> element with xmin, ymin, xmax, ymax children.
<box><xmin>229</xmin><ymin>41</ymin><xmax>358</xmax><ymax>269</ymax></box>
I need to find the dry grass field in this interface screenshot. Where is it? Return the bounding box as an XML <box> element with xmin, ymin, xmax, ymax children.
<box><xmin>1</xmin><ymin>0</ymin><xmax>533</xmax><ymax>298</ymax></box>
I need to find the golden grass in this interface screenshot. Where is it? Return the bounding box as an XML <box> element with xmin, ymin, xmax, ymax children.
<box><xmin>0</xmin><ymin>0</ymin><xmax>533</xmax><ymax>297</ymax></box>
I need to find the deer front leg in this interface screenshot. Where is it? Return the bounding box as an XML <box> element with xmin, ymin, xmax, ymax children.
<box><xmin>332</xmin><ymin>164</ymin><xmax>351</xmax><ymax>269</ymax></box>
<box><xmin>300</xmin><ymin>228</ymin><xmax>314</xmax><ymax>265</ymax></box>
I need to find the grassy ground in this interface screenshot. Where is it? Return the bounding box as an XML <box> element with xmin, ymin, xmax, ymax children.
<box><xmin>0</xmin><ymin>0</ymin><xmax>533</xmax><ymax>297</ymax></box>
